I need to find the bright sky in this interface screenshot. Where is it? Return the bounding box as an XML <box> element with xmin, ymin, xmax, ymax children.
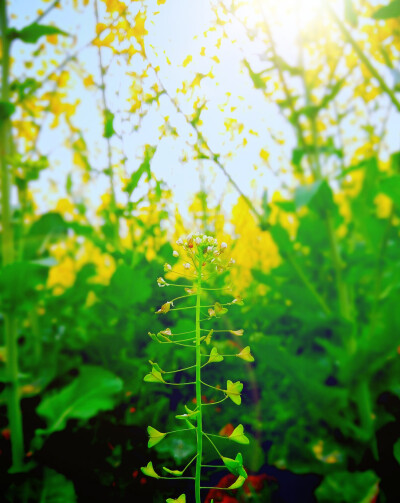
<box><xmin>9</xmin><ymin>0</ymin><xmax>399</xmax><ymax>224</ymax></box>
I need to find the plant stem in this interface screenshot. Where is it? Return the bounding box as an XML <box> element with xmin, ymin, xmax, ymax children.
<box><xmin>0</xmin><ymin>0</ymin><xmax>24</xmax><ymax>472</ymax></box>
<box><xmin>195</xmin><ymin>263</ymin><xmax>203</xmax><ymax>503</ymax></box>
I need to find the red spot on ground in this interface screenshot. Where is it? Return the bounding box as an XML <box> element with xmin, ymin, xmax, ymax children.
<box><xmin>140</xmin><ymin>477</ymin><xmax>147</xmax><ymax>485</ymax></box>
<box><xmin>129</xmin><ymin>407</ymin><xmax>136</xmax><ymax>413</ymax></box>
<box><xmin>132</xmin><ymin>470</ymin><xmax>139</xmax><ymax>478</ymax></box>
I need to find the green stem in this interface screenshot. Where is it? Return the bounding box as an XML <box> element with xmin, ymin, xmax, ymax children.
<box><xmin>326</xmin><ymin>4</ymin><xmax>400</xmax><ymax>112</ymax></box>
<box><xmin>195</xmin><ymin>264</ymin><xmax>203</xmax><ymax>503</ymax></box>
<box><xmin>0</xmin><ymin>0</ymin><xmax>24</xmax><ymax>472</ymax></box>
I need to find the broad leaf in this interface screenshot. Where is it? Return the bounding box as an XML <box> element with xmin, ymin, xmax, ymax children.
<box><xmin>37</xmin><ymin>366</ymin><xmax>123</xmax><ymax>434</ymax></box>
<box><xmin>225</xmin><ymin>380</ymin><xmax>243</xmax><ymax>405</ymax></box>
<box><xmin>229</xmin><ymin>424</ymin><xmax>250</xmax><ymax>445</ymax></box>
<box><xmin>373</xmin><ymin>0</ymin><xmax>400</xmax><ymax>19</ymax></box>
<box><xmin>141</xmin><ymin>461</ymin><xmax>160</xmax><ymax>479</ymax></box>
<box><xmin>40</xmin><ymin>468</ymin><xmax>77</xmax><ymax>503</ymax></box>
<box><xmin>148</xmin><ymin>426</ymin><xmax>167</xmax><ymax>448</ymax></box>
<box><xmin>237</xmin><ymin>346</ymin><xmax>255</xmax><ymax>362</ymax></box>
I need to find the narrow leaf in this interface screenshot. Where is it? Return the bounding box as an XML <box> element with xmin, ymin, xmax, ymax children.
<box><xmin>12</xmin><ymin>23</ymin><xmax>69</xmax><ymax>44</ymax></box>
<box><xmin>163</xmin><ymin>466</ymin><xmax>184</xmax><ymax>476</ymax></box>
<box><xmin>228</xmin><ymin>475</ymin><xmax>247</xmax><ymax>490</ymax></box>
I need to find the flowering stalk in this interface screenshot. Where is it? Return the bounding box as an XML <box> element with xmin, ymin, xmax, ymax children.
<box><xmin>142</xmin><ymin>233</ymin><xmax>255</xmax><ymax>503</ymax></box>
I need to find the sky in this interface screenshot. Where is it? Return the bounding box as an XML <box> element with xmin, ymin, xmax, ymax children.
<box><xmin>8</xmin><ymin>0</ymin><xmax>400</xmax><ymax>224</ymax></box>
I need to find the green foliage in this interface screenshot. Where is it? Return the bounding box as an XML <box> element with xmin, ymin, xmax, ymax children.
<box><xmin>9</xmin><ymin>23</ymin><xmax>69</xmax><ymax>43</ymax></box>
<box><xmin>315</xmin><ymin>470</ymin><xmax>379</xmax><ymax>503</ymax></box>
<box><xmin>372</xmin><ymin>0</ymin><xmax>400</xmax><ymax>19</ymax></box>
<box><xmin>36</xmin><ymin>366</ymin><xmax>123</xmax><ymax>434</ymax></box>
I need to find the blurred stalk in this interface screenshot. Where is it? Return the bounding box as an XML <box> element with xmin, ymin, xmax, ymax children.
<box><xmin>0</xmin><ymin>0</ymin><xmax>25</xmax><ymax>471</ymax></box>
<box><xmin>94</xmin><ymin>0</ymin><xmax>119</xmax><ymax>245</ymax></box>
<box><xmin>326</xmin><ymin>3</ymin><xmax>400</xmax><ymax>112</ymax></box>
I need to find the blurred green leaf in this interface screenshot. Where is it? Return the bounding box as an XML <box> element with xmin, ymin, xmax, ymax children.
<box><xmin>315</xmin><ymin>470</ymin><xmax>379</xmax><ymax>502</ymax></box>
<box><xmin>37</xmin><ymin>366</ymin><xmax>123</xmax><ymax>434</ymax></box>
<box><xmin>39</xmin><ymin>468</ymin><xmax>77</xmax><ymax>503</ymax></box>
<box><xmin>10</xmin><ymin>23</ymin><xmax>69</xmax><ymax>43</ymax></box>
<box><xmin>103</xmin><ymin>109</ymin><xmax>115</xmax><ymax>139</ymax></box>
<box><xmin>372</xmin><ymin>0</ymin><xmax>400</xmax><ymax>19</ymax></box>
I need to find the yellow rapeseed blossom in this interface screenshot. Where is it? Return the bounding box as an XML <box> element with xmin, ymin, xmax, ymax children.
<box><xmin>374</xmin><ymin>193</ymin><xmax>393</xmax><ymax>219</ymax></box>
<box><xmin>231</xmin><ymin>196</ymin><xmax>281</xmax><ymax>293</ymax></box>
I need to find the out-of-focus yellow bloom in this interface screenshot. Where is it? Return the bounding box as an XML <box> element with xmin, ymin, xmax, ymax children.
<box><xmin>231</xmin><ymin>196</ymin><xmax>281</xmax><ymax>293</ymax></box>
<box><xmin>374</xmin><ymin>193</ymin><xmax>393</xmax><ymax>219</ymax></box>
<box><xmin>269</xmin><ymin>191</ymin><xmax>299</xmax><ymax>239</ymax></box>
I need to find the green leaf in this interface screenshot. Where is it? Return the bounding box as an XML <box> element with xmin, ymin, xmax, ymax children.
<box><xmin>243</xmin><ymin>59</ymin><xmax>266</xmax><ymax>90</ymax></box>
<box><xmin>228</xmin><ymin>475</ymin><xmax>247</xmax><ymax>490</ymax></box>
<box><xmin>103</xmin><ymin>109</ymin><xmax>115</xmax><ymax>139</ymax></box>
<box><xmin>373</xmin><ymin>0</ymin><xmax>400</xmax><ymax>19</ymax></box>
<box><xmin>237</xmin><ymin>346</ymin><xmax>254</xmax><ymax>362</ymax></box>
<box><xmin>108</xmin><ymin>264</ymin><xmax>152</xmax><ymax>308</ymax></box>
<box><xmin>11</xmin><ymin>23</ymin><xmax>69</xmax><ymax>44</ymax></box>
<box><xmin>229</xmin><ymin>424</ymin><xmax>250</xmax><ymax>445</ymax></box>
<box><xmin>141</xmin><ymin>461</ymin><xmax>160</xmax><ymax>479</ymax></box>
<box><xmin>225</xmin><ymin>380</ymin><xmax>243</xmax><ymax>405</ymax></box>
<box><xmin>222</xmin><ymin>452</ymin><xmax>247</xmax><ymax>478</ymax></box>
<box><xmin>144</xmin><ymin>369</ymin><xmax>165</xmax><ymax>383</ymax></box>
<box><xmin>379</xmin><ymin>175</ymin><xmax>400</xmax><ymax>202</ymax></box>
<box><xmin>37</xmin><ymin>366</ymin><xmax>123</xmax><ymax>435</ymax></box>
<box><xmin>149</xmin><ymin>361</ymin><xmax>164</xmax><ymax>373</ymax></box>
<box><xmin>163</xmin><ymin>467</ymin><xmax>184</xmax><ymax>476</ymax></box>
<box><xmin>214</xmin><ymin>302</ymin><xmax>228</xmax><ymax>316</ymax></box>
<box><xmin>25</xmin><ymin>212</ymin><xmax>67</xmax><ymax>260</ymax></box>
<box><xmin>315</xmin><ymin>470</ymin><xmax>379</xmax><ymax>503</ymax></box>
<box><xmin>208</xmin><ymin>347</ymin><xmax>224</xmax><ymax>364</ymax></box>
<box><xmin>148</xmin><ymin>426</ymin><xmax>167</xmax><ymax>448</ymax></box>
<box><xmin>166</xmin><ymin>495</ymin><xmax>186</xmax><ymax>503</ymax></box>
<box><xmin>40</xmin><ymin>468</ymin><xmax>77</xmax><ymax>503</ymax></box>
<box><xmin>124</xmin><ymin>144</ymin><xmax>156</xmax><ymax>196</ymax></box>
<box><xmin>0</xmin><ymin>101</ymin><xmax>15</xmax><ymax>120</ymax></box>
<box><xmin>0</xmin><ymin>261</ymin><xmax>47</xmax><ymax>311</ymax></box>
<box><xmin>394</xmin><ymin>439</ymin><xmax>400</xmax><ymax>465</ymax></box>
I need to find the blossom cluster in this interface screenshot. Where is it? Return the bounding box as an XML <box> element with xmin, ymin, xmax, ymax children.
<box><xmin>175</xmin><ymin>232</ymin><xmax>227</xmax><ymax>265</ymax></box>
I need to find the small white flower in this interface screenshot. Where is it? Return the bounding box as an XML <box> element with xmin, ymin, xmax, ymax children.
<box><xmin>229</xmin><ymin>258</ymin><xmax>235</xmax><ymax>264</ymax></box>
<box><xmin>173</xmin><ymin>250</ymin><xmax>179</xmax><ymax>257</ymax></box>
<box><xmin>195</xmin><ymin>237</ymin><xmax>202</xmax><ymax>245</ymax></box>
<box><xmin>221</xmin><ymin>242</ymin><xmax>227</xmax><ymax>250</ymax></box>
<box><xmin>207</xmin><ymin>246</ymin><xmax>213</xmax><ymax>253</ymax></box>
<box><xmin>164</xmin><ymin>263</ymin><xmax>172</xmax><ymax>271</ymax></box>
<box><xmin>183</xmin><ymin>262</ymin><xmax>191</xmax><ymax>269</ymax></box>
<box><xmin>157</xmin><ymin>277</ymin><xmax>167</xmax><ymax>287</ymax></box>
<box><xmin>176</xmin><ymin>238</ymin><xmax>183</xmax><ymax>246</ymax></box>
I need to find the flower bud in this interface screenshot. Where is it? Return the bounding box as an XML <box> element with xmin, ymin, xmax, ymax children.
<box><xmin>164</xmin><ymin>263</ymin><xmax>172</xmax><ymax>272</ymax></box>
<box><xmin>173</xmin><ymin>250</ymin><xmax>179</xmax><ymax>257</ymax></box>
<box><xmin>157</xmin><ymin>277</ymin><xmax>167</xmax><ymax>287</ymax></box>
<box><xmin>195</xmin><ymin>237</ymin><xmax>202</xmax><ymax>245</ymax></box>
<box><xmin>221</xmin><ymin>242</ymin><xmax>227</xmax><ymax>250</ymax></box>
<box><xmin>183</xmin><ymin>262</ymin><xmax>191</xmax><ymax>270</ymax></box>
<box><xmin>176</xmin><ymin>238</ymin><xmax>183</xmax><ymax>246</ymax></box>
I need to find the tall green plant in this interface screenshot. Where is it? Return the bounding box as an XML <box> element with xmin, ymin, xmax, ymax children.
<box><xmin>141</xmin><ymin>233</ymin><xmax>255</xmax><ymax>503</ymax></box>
